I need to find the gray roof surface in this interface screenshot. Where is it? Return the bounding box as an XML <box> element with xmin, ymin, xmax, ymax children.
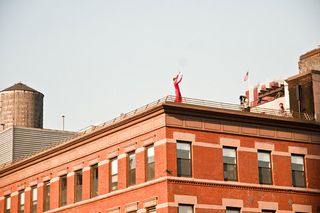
<box><xmin>1</xmin><ymin>82</ymin><xmax>42</xmax><ymax>94</ymax></box>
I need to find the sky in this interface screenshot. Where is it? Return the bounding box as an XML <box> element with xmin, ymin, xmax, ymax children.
<box><xmin>1</xmin><ymin>0</ymin><xmax>319</xmax><ymax>131</ymax></box>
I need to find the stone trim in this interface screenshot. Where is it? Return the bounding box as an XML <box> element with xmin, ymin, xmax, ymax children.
<box><xmin>238</xmin><ymin>147</ymin><xmax>256</xmax><ymax>153</ymax></box>
<box><xmin>292</xmin><ymin>204</ymin><xmax>312</xmax><ymax>213</ymax></box>
<box><xmin>42</xmin><ymin>175</ymin><xmax>51</xmax><ymax>182</ymax></box>
<box><xmin>124</xmin><ymin>201</ymin><xmax>139</xmax><ymax>212</ymax></box>
<box><xmin>143</xmin><ymin>196</ymin><xmax>158</xmax><ymax>208</ymax></box>
<box><xmin>258</xmin><ymin>201</ymin><xmax>278</xmax><ymax>210</ymax></box>
<box><xmin>220</xmin><ymin>137</ymin><xmax>240</xmax><ymax>147</ymax></box>
<box><xmin>37</xmin><ymin>183</ymin><xmax>44</xmax><ymax>187</ymax></box>
<box><xmin>195</xmin><ymin>204</ymin><xmax>224</xmax><ymax>210</ymax></box>
<box><xmin>118</xmin><ymin>153</ymin><xmax>127</xmax><ymax>159</ymax></box>
<box><xmin>137</xmin><ymin>209</ymin><xmax>146</xmax><ymax>213</ymax></box>
<box><xmin>136</xmin><ymin>147</ymin><xmax>145</xmax><ymax>153</ymax></box>
<box><xmin>255</xmin><ymin>142</ymin><xmax>275</xmax><ymax>151</ymax></box>
<box><xmin>72</xmin><ymin>163</ymin><xmax>84</xmax><ymax>171</ymax></box>
<box><xmin>108</xmin><ymin>150</ymin><xmax>119</xmax><ymax>159</ymax></box>
<box><xmin>242</xmin><ymin>207</ymin><xmax>260</xmax><ymax>212</ymax></box>
<box><xmin>82</xmin><ymin>166</ymin><xmax>91</xmax><ymax>172</ymax></box>
<box><xmin>174</xmin><ymin>195</ymin><xmax>197</xmax><ymax>204</ymax></box>
<box><xmin>58</xmin><ymin>169</ymin><xmax>68</xmax><ymax>176</ymax></box>
<box><xmin>3</xmin><ymin>190</ymin><xmax>11</xmax><ymax>196</ymax></box>
<box><xmin>107</xmin><ymin>206</ymin><xmax>120</xmax><ymax>213</ymax></box>
<box><xmin>156</xmin><ymin>202</ymin><xmax>177</xmax><ymax>209</ymax></box>
<box><xmin>67</xmin><ymin>172</ymin><xmax>75</xmax><ymax>177</ymax></box>
<box><xmin>29</xmin><ymin>180</ymin><xmax>38</xmax><ymax>186</ymax></box>
<box><xmin>50</xmin><ymin>177</ymin><xmax>59</xmax><ymax>183</ymax></box>
<box><xmin>272</xmin><ymin>151</ymin><xmax>291</xmax><ymax>157</ymax></box>
<box><xmin>222</xmin><ymin>198</ymin><xmax>243</xmax><ymax>208</ymax></box>
<box><xmin>98</xmin><ymin>159</ymin><xmax>109</xmax><ymax>166</ymax></box>
<box><xmin>173</xmin><ymin>132</ymin><xmax>195</xmax><ymax>143</ymax></box>
<box><xmin>289</xmin><ymin>146</ymin><xmax>308</xmax><ymax>155</ymax></box>
<box><xmin>11</xmin><ymin>191</ymin><xmax>18</xmax><ymax>197</ymax></box>
<box><xmin>154</xmin><ymin>139</ymin><xmax>167</xmax><ymax>146</ymax></box>
<box><xmin>25</xmin><ymin>187</ymin><xmax>31</xmax><ymax>192</ymax></box>
<box><xmin>88</xmin><ymin>157</ymin><xmax>100</xmax><ymax>166</ymax></box>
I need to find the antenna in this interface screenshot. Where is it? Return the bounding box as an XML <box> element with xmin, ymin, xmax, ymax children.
<box><xmin>62</xmin><ymin>115</ymin><xmax>65</xmax><ymax>131</ymax></box>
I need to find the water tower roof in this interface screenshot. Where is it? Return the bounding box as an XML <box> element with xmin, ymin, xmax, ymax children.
<box><xmin>2</xmin><ymin>82</ymin><xmax>43</xmax><ymax>95</ymax></box>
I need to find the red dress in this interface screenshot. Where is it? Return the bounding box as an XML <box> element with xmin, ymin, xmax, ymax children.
<box><xmin>174</xmin><ymin>78</ymin><xmax>182</xmax><ymax>102</ymax></box>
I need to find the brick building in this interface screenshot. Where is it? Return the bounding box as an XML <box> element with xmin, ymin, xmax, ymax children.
<box><xmin>0</xmin><ymin>96</ymin><xmax>319</xmax><ymax>213</ymax></box>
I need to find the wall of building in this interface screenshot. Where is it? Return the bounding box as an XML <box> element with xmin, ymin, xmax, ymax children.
<box><xmin>0</xmin><ymin>108</ymin><xmax>319</xmax><ymax>213</ymax></box>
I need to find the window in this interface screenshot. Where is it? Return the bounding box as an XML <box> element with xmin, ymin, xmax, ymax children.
<box><xmin>258</xmin><ymin>151</ymin><xmax>272</xmax><ymax>184</ymax></box>
<box><xmin>31</xmin><ymin>186</ymin><xmax>37</xmax><ymax>213</ymax></box>
<box><xmin>128</xmin><ymin>152</ymin><xmax>136</xmax><ymax>186</ymax></box>
<box><xmin>90</xmin><ymin>164</ymin><xmax>98</xmax><ymax>197</ymax></box>
<box><xmin>146</xmin><ymin>206</ymin><xmax>156</xmax><ymax>213</ymax></box>
<box><xmin>261</xmin><ymin>210</ymin><xmax>275</xmax><ymax>213</ymax></box>
<box><xmin>226</xmin><ymin>207</ymin><xmax>240</xmax><ymax>213</ymax></box>
<box><xmin>223</xmin><ymin>147</ymin><xmax>237</xmax><ymax>181</ymax></box>
<box><xmin>59</xmin><ymin>175</ymin><xmax>67</xmax><ymax>207</ymax></box>
<box><xmin>291</xmin><ymin>155</ymin><xmax>306</xmax><ymax>187</ymax></box>
<box><xmin>177</xmin><ymin>142</ymin><xmax>192</xmax><ymax>177</ymax></box>
<box><xmin>146</xmin><ymin>145</ymin><xmax>155</xmax><ymax>181</ymax></box>
<box><xmin>74</xmin><ymin>169</ymin><xmax>83</xmax><ymax>202</ymax></box>
<box><xmin>18</xmin><ymin>190</ymin><xmax>25</xmax><ymax>213</ymax></box>
<box><xmin>43</xmin><ymin>181</ymin><xmax>50</xmax><ymax>211</ymax></box>
<box><xmin>4</xmin><ymin>195</ymin><xmax>10</xmax><ymax>213</ymax></box>
<box><xmin>178</xmin><ymin>205</ymin><xmax>193</xmax><ymax>213</ymax></box>
<box><xmin>110</xmin><ymin>158</ymin><xmax>118</xmax><ymax>191</ymax></box>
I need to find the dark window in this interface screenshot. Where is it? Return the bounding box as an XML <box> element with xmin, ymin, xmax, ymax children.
<box><xmin>146</xmin><ymin>145</ymin><xmax>155</xmax><ymax>181</ymax></box>
<box><xmin>110</xmin><ymin>158</ymin><xmax>118</xmax><ymax>191</ymax></box>
<box><xmin>177</xmin><ymin>142</ymin><xmax>192</xmax><ymax>177</ymax></box>
<box><xmin>4</xmin><ymin>195</ymin><xmax>10</xmax><ymax>213</ymax></box>
<box><xmin>261</xmin><ymin>210</ymin><xmax>276</xmax><ymax>213</ymax></box>
<box><xmin>128</xmin><ymin>152</ymin><xmax>136</xmax><ymax>186</ymax></box>
<box><xmin>226</xmin><ymin>207</ymin><xmax>240</xmax><ymax>213</ymax></box>
<box><xmin>178</xmin><ymin>205</ymin><xmax>193</xmax><ymax>213</ymax></box>
<box><xmin>90</xmin><ymin>164</ymin><xmax>99</xmax><ymax>197</ymax></box>
<box><xmin>146</xmin><ymin>206</ymin><xmax>156</xmax><ymax>213</ymax></box>
<box><xmin>59</xmin><ymin>175</ymin><xmax>67</xmax><ymax>207</ymax></box>
<box><xmin>291</xmin><ymin>155</ymin><xmax>306</xmax><ymax>187</ymax></box>
<box><xmin>43</xmin><ymin>181</ymin><xmax>50</xmax><ymax>211</ymax></box>
<box><xmin>31</xmin><ymin>185</ymin><xmax>37</xmax><ymax>213</ymax></box>
<box><xmin>223</xmin><ymin>147</ymin><xmax>237</xmax><ymax>181</ymax></box>
<box><xmin>74</xmin><ymin>169</ymin><xmax>83</xmax><ymax>202</ymax></box>
<box><xmin>18</xmin><ymin>190</ymin><xmax>25</xmax><ymax>213</ymax></box>
<box><xmin>258</xmin><ymin>151</ymin><xmax>272</xmax><ymax>184</ymax></box>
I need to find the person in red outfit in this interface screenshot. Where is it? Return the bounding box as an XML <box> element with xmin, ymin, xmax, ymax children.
<box><xmin>173</xmin><ymin>72</ymin><xmax>183</xmax><ymax>102</ymax></box>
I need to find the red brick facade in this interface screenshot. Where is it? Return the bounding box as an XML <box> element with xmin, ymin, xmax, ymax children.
<box><xmin>0</xmin><ymin>102</ymin><xmax>319</xmax><ymax>213</ymax></box>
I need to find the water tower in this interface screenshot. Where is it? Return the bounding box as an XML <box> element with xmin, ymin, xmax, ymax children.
<box><xmin>0</xmin><ymin>82</ymin><xmax>44</xmax><ymax>130</ymax></box>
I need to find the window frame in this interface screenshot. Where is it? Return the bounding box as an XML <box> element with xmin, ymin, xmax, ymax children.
<box><xmin>226</xmin><ymin>207</ymin><xmax>241</xmax><ymax>213</ymax></box>
<box><xmin>43</xmin><ymin>181</ymin><xmax>50</xmax><ymax>211</ymax></box>
<box><xmin>176</xmin><ymin>141</ymin><xmax>192</xmax><ymax>177</ymax></box>
<box><xmin>31</xmin><ymin>185</ymin><xmax>37</xmax><ymax>213</ymax></box>
<box><xmin>59</xmin><ymin>175</ymin><xmax>67</xmax><ymax>207</ymax></box>
<box><xmin>18</xmin><ymin>190</ymin><xmax>25</xmax><ymax>213</ymax></box>
<box><xmin>223</xmin><ymin>147</ymin><xmax>238</xmax><ymax>181</ymax></box>
<box><xmin>258</xmin><ymin>150</ymin><xmax>273</xmax><ymax>185</ymax></box>
<box><xmin>74</xmin><ymin>169</ymin><xmax>83</xmax><ymax>202</ymax></box>
<box><xmin>4</xmin><ymin>195</ymin><xmax>11</xmax><ymax>213</ymax></box>
<box><xmin>90</xmin><ymin>164</ymin><xmax>99</xmax><ymax>198</ymax></box>
<box><xmin>146</xmin><ymin>145</ymin><xmax>155</xmax><ymax>181</ymax></box>
<box><xmin>178</xmin><ymin>204</ymin><xmax>194</xmax><ymax>213</ymax></box>
<box><xmin>291</xmin><ymin>154</ymin><xmax>306</xmax><ymax>187</ymax></box>
<box><xmin>110</xmin><ymin>158</ymin><xmax>118</xmax><ymax>191</ymax></box>
<box><xmin>128</xmin><ymin>151</ymin><xmax>136</xmax><ymax>186</ymax></box>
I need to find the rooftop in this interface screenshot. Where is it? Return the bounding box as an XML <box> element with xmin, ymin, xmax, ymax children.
<box><xmin>1</xmin><ymin>82</ymin><xmax>43</xmax><ymax>94</ymax></box>
<box><xmin>0</xmin><ymin>95</ymin><xmax>318</xmax><ymax>171</ymax></box>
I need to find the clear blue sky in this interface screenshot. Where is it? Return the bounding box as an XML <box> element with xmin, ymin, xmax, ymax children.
<box><xmin>1</xmin><ymin>0</ymin><xmax>319</xmax><ymax>131</ymax></box>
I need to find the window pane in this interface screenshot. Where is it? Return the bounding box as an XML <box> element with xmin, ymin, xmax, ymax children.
<box><xmin>128</xmin><ymin>152</ymin><xmax>136</xmax><ymax>186</ymax></box>
<box><xmin>226</xmin><ymin>207</ymin><xmax>240</xmax><ymax>213</ymax></box>
<box><xmin>146</xmin><ymin>162</ymin><xmax>155</xmax><ymax>181</ymax></box>
<box><xmin>259</xmin><ymin>167</ymin><xmax>272</xmax><ymax>184</ymax></box>
<box><xmin>223</xmin><ymin>148</ymin><xmax>236</xmax><ymax>158</ymax></box>
<box><xmin>43</xmin><ymin>181</ymin><xmax>50</xmax><ymax>211</ymax></box>
<box><xmin>59</xmin><ymin>175</ymin><xmax>67</xmax><ymax>207</ymax></box>
<box><xmin>111</xmin><ymin>159</ymin><xmax>118</xmax><ymax>191</ymax></box>
<box><xmin>224</xmin><ymin>164</ymin><xmax>237</xmax><ymax>181</ymax></box>
<box><xmin>292</xmin><ymin>155</ymin><xmax>304</xmax><ymax>165</ymax></box>
<box><xmin>147</xmin><ymin>146</ymin><xmax>154</xmax><ymax>163</ymax></box>
<box><xmin>5</xmin><ymin>196</ymin><xmax>11</xmax><ymax>211</ymax></box>
<box><xmin>111</xmin><ymin>159</ymin><xmax>118</xmax><ymax>175</ymax></box>
<box><xmin>90</xmin><ymin>164</ymin><xmax>98</xmax><ymax>197</ymax></box>
<box><xmin>292</xmin><ymin>171</ymin><xmax>306</xmax><ymax>187</ymax></box>
<box><xmin>31</xmin><ymin>186</ymin><xmax>37</xmax><ymax>213</ymax></box>
<box><xmin>178</xmin><ymin>205</ymin><xmax>193</xmax><ymax>213</ymax></box>
<box><xmin>177</xmin><ymin>142</ymin><xmax>191</xmax><ymax>159</ymax></box>
<box><xmin>177</xmin><ymin>159</ymin><xmax>191</xmax><ymax>177</ymax></box>
<box><xmin>75</xmin><ymin>170</ymin><xmax>83</xmax><ymax>202</ymax></box>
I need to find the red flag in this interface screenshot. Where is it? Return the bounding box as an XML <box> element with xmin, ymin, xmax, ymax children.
<box><xmin>243</xmin><ymin>71</ymin><xmax>249</xmax><ymax>81</ymax></box>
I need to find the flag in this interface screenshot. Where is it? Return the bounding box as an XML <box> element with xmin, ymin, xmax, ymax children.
<box><xmin>243</xmin><ymin>71</ymin><xmax>249</xmax><ymax>81</ymax></box>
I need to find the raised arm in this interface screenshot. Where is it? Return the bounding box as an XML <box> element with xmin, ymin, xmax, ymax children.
<box><xmin>177</xmin><ymin>74</ymin><xmax>183</xmax><ymax>84</ymax></box>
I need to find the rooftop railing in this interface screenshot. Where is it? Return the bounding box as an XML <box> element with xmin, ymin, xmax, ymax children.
<box><xmin>0</xmin><ymin>95</ymin><xmax>315</xmax><ymax>170</ymax></box>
